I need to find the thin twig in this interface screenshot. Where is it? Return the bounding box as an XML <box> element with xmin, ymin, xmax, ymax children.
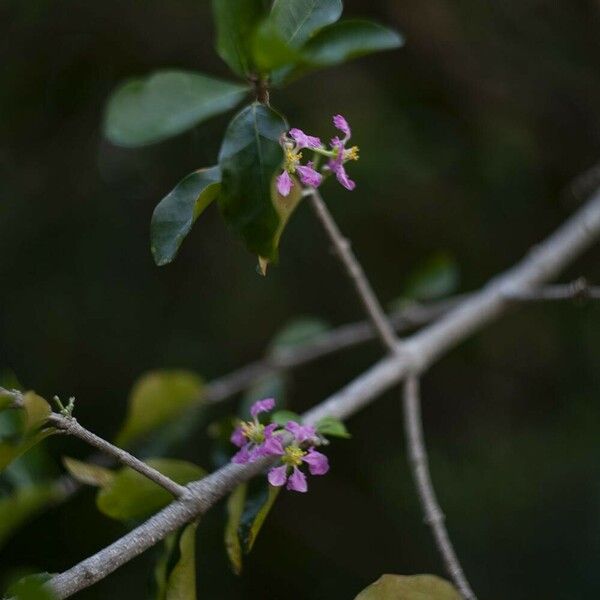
<box><xmin>48</xmin><ymin>413</ymin><xmax>186</xmax><ymax>498</ymax></box>
<box><xmin>307</xmin><ymin>188</ymin><xmax>399</xmax><ymax>353</ymax></box>
<box><xmin>403</xmin><ymin>377</ymin><xmax>477</xmax><ymax>599</ymax></box>
<box><xmin>45</xmin><ymin>188</ymin><xmax>600</xmax><ymax>599</ymax></box>
<box><xmin>506</xmin><ymin>277</ymin><xmax>600</xmax><ymax>302</ymax></box>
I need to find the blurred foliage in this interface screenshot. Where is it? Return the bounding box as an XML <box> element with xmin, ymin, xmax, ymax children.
<box><xmin>1</xmin><ymin>0</ymin><xmax>600</xmax><ymax>599</ymax></box>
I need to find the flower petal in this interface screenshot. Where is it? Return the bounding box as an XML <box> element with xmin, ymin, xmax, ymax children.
<box><xmin>289</xmin><ymin>128</ymin><xmax>322</xmax><ymax>149</ymax></box>
<box><xmin>231</xmin><ymin>446</ymin><xmax>251</xmax><ymax>464</ymax></box>
<box><xmin>333</xmin><ymin>114</ymin><xmax>351</xmax><ymax>138</ymax></box>
<box><xmin>296</xmin><ymin>162</ymin><xmax>323</xmax><ymax>188</ymax></box>
<box><xmin>303</xmin><ymin>449</ymin><xmax>329</xmax><ymax>475</ymax></box>
<box><xmin>335</xmin><ymin>164</ymin><xmax>356</xmax><ymax>191</ymax></box>
<box><xmin>262</xmin><ymin>435</ymin><xmax>285</xmax><ymax>456</ymax></box>
<box><xmin>276</xmin><ymin>171</ymin><xmax>293</xmax><ymax>197</ymax></box>
<box><xmin>287</xmin><ymin>467</ymin><xmax>308</xmax><ymax>492</ymax></box>
<box><xmin>230</xmin><ymin>426</ymin><xmax>246</xmax><ymax>448</ymax></box>
<box><xmin>264</xmin><ymin>423</ymin><xmax>278</xmax><ymax>436</ymax></box>
<box><xmin>250</xmin><ymin>397</ymin><xmax>276</xmax><ymax>418</ymax></box>
<box><xmin>268</xmin><ymin>465</ymin><xmax>288</xmax><ymax>487</ymax></box>
<box><xmin>285</xmin><ymin>421</ymin><xmax>317</xmax><ymax>444</ymax></box>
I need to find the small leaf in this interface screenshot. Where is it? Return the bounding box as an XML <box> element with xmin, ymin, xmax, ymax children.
<box><xmin>212</xmin><ymin>0</ymin><xmax>268</xmax><ymax>76</ymax></box>
<box><xmin>270</xmin><ymin>0</ymin><xmax>342</xmax><ymax>48</ymax></box>
<box><xmin>224</xmin><ymin>483</ymin><xmax>247</xmax><ymax>574</ymax></box>
<box><xmin>96</xmin><ymin>458</ymin><xmax>205</xmax><ymax>522</ymax></box>
<box><xmin>315</xmin><ymin>416</ymin><xmax>350</xmax><ymax>438</ymax></box>
<box><xmin>104</xmin><ymin>70</ymin><xmax>248</xmax><ymax>147</ymax></box>
<box><xmin>354</xmin><ymin>574</ymin><xmax>461</xmax><ymax>600</ymax></box>
<box><xmin>163</xmin><ymin>521</ymin><xmax>199</xmax><ymax>600</ymax></box>
<box><xmin>218</xmin><ymin>103</ymin><xmax>289</xmax><ymax>262</ymax></box>
<box><xmin>62</xmin><ymin>457</ymin><xmax>114</xmax><ymax>488</ymax></box>
<box><xmin>7</xmin><ymin>573</ymin><xmax>55</xmax><ymax>600</ymax></box>
<box><xmin>239</xmin><ymin>372</ymin><xmax>288</xmax><ymax>420</ymax></box>
<box><xmin>404</xmin><ymin>253</ymin><xmax>460</xmax><ymax>301</ymax></box>
<box><xmin>151</xmin><ymin>167</ymin><xmax>221</xmax><ymax>266</ymax></box>
<box><xmin>0</xmin><ymin>485</ymin><xmax>63</xmax><ymax>550</ymax></box>
<box><xmin>303</xmin><ymin>20</ymin><xmax>404</xmax><ymax>67</ymax></box>
<box><xmin>270</xmin><ymin>410</ymin><xmax>301</xmax><ymax>426</ymax></box>
<box><xmin>115</xmin><ymin>370</ymin><xmax>204</xmax><ymax>449</ymax></box>
<box><xmin>238</xmin><ymin>479</ymin><xmax>280</xmax><ymax>553</ymax></box>
<box><xmin>269</xmin><ymin>316</ymin><xmax>331</xmax><ymax>354</ymax></box>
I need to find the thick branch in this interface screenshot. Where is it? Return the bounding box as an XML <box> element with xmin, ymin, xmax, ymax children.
<box><xmin>49</xmin><ymin>414</ymin><xmax>186</xmax><ymax>498</ymax></box>
<box><xmin>403</xmin><ymin>377</ymin><xmax>476</xmax><ymax>599</ymax></box>
<box><xmin>47</xmin><ymin>189</ymin><xmax>600</xmax><ymax>598</ymax></box>
<box><xmin>506</xmin><ymin>277</ymin><xmax>600</xmax><ymax>302</ymax></box>
<box><xmin>308</xmin><ymin>188</ymin><xmax>399</xmax><ymax>353</ymax></box>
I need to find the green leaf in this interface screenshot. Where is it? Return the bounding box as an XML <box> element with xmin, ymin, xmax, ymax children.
<box><xmin>239</xmin><ymin>371</ymin><xmax>288</xmax><ymax>420</ymax></box>
<box><xmin>354</xmin><ymin>574</ymin><xmax>461</xmax><ymax>600</ymax></box>
<box><xmin>270</xmin><ymin>0</ymin><xmax>342</xmax><ymax>48</ymax></box>
<box><xmin>0</xmin><ymin>393</ymin><xmax>53</xmax><ymax>473</ymax></box>
<box><xmin>251</xmin><ymin>20</ymin><xmax>304</xmax><ymax>73</ymax></box>
<box><xmin>151</xmin><ymin>167</ymin><xmax>221</xmax><ymax>266</ymax></box>
<box><xmin>224</xmin><ymin>483</ymin><xmax>247</xmax><ymax>574</ymax></box>
<box><xmin>238</xmin><ymin>479</ymin><xmax>280</xmax><ymax>553</ymax></box>
<box><xmin>96</xmin><ymin>458</ymin><xmax>205</xmax><ymax>522</ymax></box>
<box><xmin>212</xmin><ymin>0</ymin><xmax>268</xmax><ymax>76</ymax></box>
<box><xmin>404</xmin><ymin>253</ymin><xmax>460</xmax><ymax>301</ymax></box>
<box><xmin>0</xmin><ymin>484</ymin><xmax>63</xmax><ymax>549</ymax></box>
<box><xmin>62</xmin><ymin>457</ymin><xmax>114</xmax><ymax>488</ymax></box>
<box><xmin>104</xmin><ymin>70</ymin><xmax>248</xmax><ymax>147</ymax></box>
<box><xmin>315</xmin><ymin>416</ymin><xmax>351</xmax><ymax>438</ymax></box>
<box><xmin>218</xmin><ymin>103</ymin><xmax>290</xmax><ymax>262</ymax></box>
<box><xmin>163</xmin><ymin>521</ymin><xmax>199</xmax><ymax>600</ymax></box>
<box><xmin>268</xmin><ymin>317</ymin><xmax>331</xmax><ymax>354</ymax></box>
<box><xmin>302</xmin><ymin>19</ymin><xmax>404</xmax><ymax>67</ymax></box>
<box><xmin>115</xmin><ymin>370</ymin><xmax>204</xmax><ymax>449</ymax></box>
<box><xmin>270</xmin><ymin>410</ymin><xmax>302</xmax><ymax>426</ymax></box>
<box><xmin>7</xmin><ymin>573</ymin><xmax>55</xmax><ymax>600</ymax></box>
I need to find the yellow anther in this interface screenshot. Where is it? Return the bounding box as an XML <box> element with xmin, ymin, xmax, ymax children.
<box><xmin>345</xmin><ymin>146</ymin><xmax>359</xmax><ymax>161</ymax></box>
<box><xmin>241</xmin><ymin>421</ymin><xmax>264</xmax><ymax>443</ymax></box>
<box><xmin>282</xmin><ymin>445</ymin><xmax>306</xmax><ymax>467</ymax></box>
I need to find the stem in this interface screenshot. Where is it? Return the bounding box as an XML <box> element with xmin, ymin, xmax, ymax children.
<box><xmin>308</xmin><ymin>188</ymin><xmax>399</xmax><ymax>353</ymax></box>
<box><xmin>45</xmin><ymin>188</ymin><xmax>600</xmax><ymax>599</ymax></box>
<box><xmin>49</xmin><ymin>414</ymin><xmax>186</xmax><ymax>498</ymax></box>
<box><xmin>403</xmin><ymin>377</ymin><xmax>477</xmax><ymax>599</ymax></box>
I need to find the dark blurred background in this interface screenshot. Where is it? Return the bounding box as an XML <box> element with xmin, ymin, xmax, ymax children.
<box><xmin>2</xmin><ymin>0</ymin><xmax>600</xmax><ymax>598</ymax></box>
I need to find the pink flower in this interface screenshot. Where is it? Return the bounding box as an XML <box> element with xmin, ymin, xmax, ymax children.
<box><xmin>267</xmin><ymin>445</ymin><xmax>329</xmax><ymax>492</ymax></box>
<box><xmin>230</xmin><ymin>400</ymin><xmax>284</xmax><ymax>464</ymax></box>
<box><xmin>328</xmin><ymin>135</ymin><xmax>357</xmax><ymax>191</ymax></box>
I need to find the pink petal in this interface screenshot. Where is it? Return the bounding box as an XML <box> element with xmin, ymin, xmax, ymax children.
<box><xmin>335</xmin><ymin>165</ymin><xmax>356</xmax><ymax>191</ymax></box>
<box><xmin>262</xmin><ymin>435</ymin><xmax>285</xmax><ymax>456</ymax></box>
<box><xmin>231</xmin><ymin>446</ymin><xmax>251</xmax><ymax>464</ymax></box>
<box><xmin>264</xmin><ymin>423</ymin><xmax>278</xmax><ymax>436</ymax></box>
<box><xmin>296</xmin><ymin>162</ymin><xmax>323</xmax><ymax>188</ymax></box>
<box><xmin>276</xmin><ymin>171</ymin><xmax>293</xmax><ymax>197</ymax></box>
<box><xmin>289</xmin><ymin>128</ymin><xmax>322</xmax><ymax>149</ymax></box>
<box><xmin>268</xmin><ymin>465</ymin><xmax>288</xmax><ymax>487</ymax></box>
<box><xmin>285</xmin><ymin>421</ymin><xmax>317</xmax><ymax>444</ymax></box>
<box><xmin>303</xmin><ymin>449</ymin><xmax>329</xmax><ymax>475</ymax></box>
<box><xmin>333</xmin><ymin>114</ymin><xmax>351</xmax><ymax>138</ymax></box>
<box><xmin>287</xmin><ymin>467</ymin><xmax>308</xmax><ymax>492</ymax></box>
<box><xmin>230</xmin><ymin>427</ymin><xmax>246</xmax><ymax>448</ymax></box>
<box><xmin>250</xmin><ymin>397</ymin><xmax>275</xmax><ymax>418</ymax></box>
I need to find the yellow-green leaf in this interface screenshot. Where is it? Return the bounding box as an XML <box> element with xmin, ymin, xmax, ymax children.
<box><xmin>115</xmin><ymin>370</ymin><xmax>204</xmax><ymax>449</ymax></box>
<box><xmin>96</xmin><ymin>458</ymin><xmax>205</xmax><ymax>522</ymax></box>
<box><xmin>354</xmin><ymin>574</ymin><xmax>462</xmax><ymax>600</ymax></box>
<box><xmin>238</xmin><ymin>481</ymin><xmax>280</xmax><ymax>553</ymax></box>
<box><xmin>164</xmin><ymin>521</ymin><xmax>199</xmax><ymax>600</ymax></box>
<box><xmin>62</xmin><ymin>457</ymin><xmax>114</xmax><ymax>488</ymax></box>
<box><xmin>224</xmin><ymin>483</ymin><xmax>247</xmax><ymax>574</ymax></box>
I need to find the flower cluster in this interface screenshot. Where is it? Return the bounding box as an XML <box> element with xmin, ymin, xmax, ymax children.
<box><xmin>230</xmin><ymin>398</ymin><xmax>329</xmax><ymax>492</ymax></box>
<box><xmin>277</xmin><ymin>114</ymin><xmax>359</xmax><ymax>198</ymax></box>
